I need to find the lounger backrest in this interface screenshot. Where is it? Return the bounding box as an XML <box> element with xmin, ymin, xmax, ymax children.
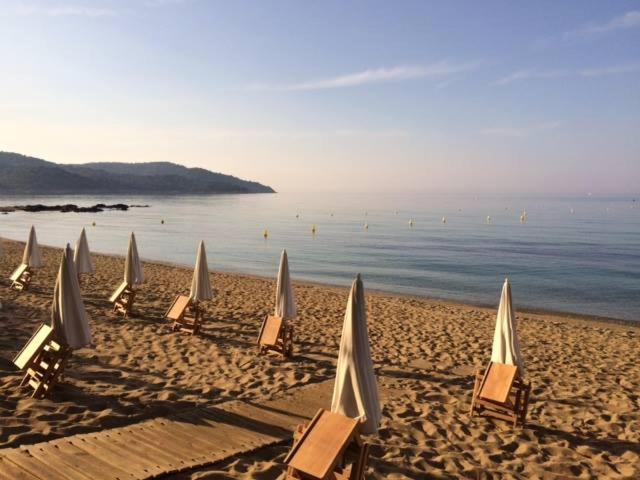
<box><xmin>109</xmin><ymin>281</ymin><xmax>129</xmax><ymax>303</ymax></box>
<box><xmin>165</xmin><ymin>295</ymin><xmax>191</xmax><ymax>320</ymax></box>
<box><xmin>479</xmin><ymin>362</ymin><xmax>518</xmax><ymax>404</ymax></box>
<box><xmin>258</xmin><ymin>315</ymin><xmax>283</xmax><ymax>346</ymax></box>
<box><xmin>13</xmin><ymin>324</ymin><xmax>54</xmax><ymax>370</ymax></box>
<box><xmin>10</xmin><ymin>263</ymin><xmax>28</xmax><ymax>282</ymax></box>
<box><xmin>285</xmin><ymin>409</ymin><xmax>358</xmax><ymax>479</ymax></box>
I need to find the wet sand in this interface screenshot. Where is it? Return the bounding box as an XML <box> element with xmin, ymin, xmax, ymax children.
<box><xmin>0</xmin><ymin>238</ymin><xmax>638</xmax><ymax>479</ymax></box>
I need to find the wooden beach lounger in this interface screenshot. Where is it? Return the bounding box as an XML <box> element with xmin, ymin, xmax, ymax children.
<box><xmin>9</xmin><ymin>263</ymin><xmax>32</xmax><ymax>291</ymax></box>
<box><xmin>257</xmin><ymin>315</ymin><xmax>293</xmax><ymax>357</ymax></box>
<box><xmin>165</xmin><ymin>295</ymin><xmax>204</xmax><ymax>334</ymax></box>
<box><xmin>110</xmin><ymin>281</ymin><xmax>135</xmax><ymax>317</ymax></box>
<box><xmin>285</xmin><ymin>408</ymin><xmax>370</xmax><ymax>480</ymax></box>
<box><xmin>13</xmin><ymin>324</ymin><xmax>72</xmax><ymax>398</ymax></box>
<box><xmin>470</xmin><ymin>361</ymin><xmax>532</xmax><ymax>427</ymax></box>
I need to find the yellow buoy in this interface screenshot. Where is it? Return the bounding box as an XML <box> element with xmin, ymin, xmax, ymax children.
<box><xmin>263</xmin><ymin>229</ymin><xmax>268</xmax><ymax>239</ymax></box>
<box><xmin>92</xmin><ymin>221</ymin><xmax>96</xmax><ymax>226</ymax></box>
<box><xmin>311</xmin><ymin>225</ymin><xmax>316</xmax><ymax>234</ymax></box>
<box><xmin>161</xmin><ymin>219</ymin><xmax>165</xmax><ymax>224</ymax></box>
<box><xmin>364</xmin><ymin>223</ymin><xmax>369</xmax><ymax>229</ymax></box>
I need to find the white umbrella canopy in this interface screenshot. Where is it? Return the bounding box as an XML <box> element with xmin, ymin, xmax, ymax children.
<box><xmin>274</xmin><ymin>249</ymin><xmax>296</xmax><ymax>320</ymax></box>
<box><xmin>491</xmin><ymin>278</ymin><xmax>524</xmax><ymax>375</ymax></box>
<box><xmin>51</xmin><ymin>244</ymin><xmax>91</xmax><ymax>349</ymax></box>
<box><xmin>331</xmin><ymin>274</ymin><xmax>381</xmax><ymax>435</ymax></box>
<box><xmin>190</xmin><ymin>241</ymin><xmax>213</xmax><ymax>302</ymax></box>
<box><xmin>124</xmin><ymin>232</ymin><xmax>144</xmax><ymax>285</ymax></box>
<box><xmin>22</xmin><ymin>226</ymin><xmax>42</xmax><ymax>268</ymax></box>
<box><xmin>74</xmin><ymin>228</ymin><xmax>94</xmax><ymax>274</ymax></box>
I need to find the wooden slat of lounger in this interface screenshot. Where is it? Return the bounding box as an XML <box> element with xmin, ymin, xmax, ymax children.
<box><xmin>287</xmin><ymin>410</ymin><xmax>358</xmax><ymax>479</ymax></box>
<box><xmin>109</xmin><ymin>282</ymin><xmax>128</xmax><ymax>303</ymax></box>
<box><xmin>26</xmin><ymin>442</ymin><xmax>128</xmax><ymax>480</ymax></box>
<box><xmin>10</xmin><ymin>264</ymin><xmax>28</xmax><ymax>282</ymax></box>
<box><xmin>260</xmin><ymin>316</ymin><xmax>283</xmax><ymax>346</ymax></box>
<box><xmin>76</xmin><ymin>433</ymin><xmax>166</xmax><ymax>478</ymax></box>
<box><xmin>0</xmin><ymin>449</ymin><xmax>75</xmax><ymax>480</ymax></box>
<box><xmin>165</xmin><ymin>296</ymin><xmax>190</xmax><ymax>321</ymax></box>
<box><xmin>480</xmin><ymin>363</ymin><xmax>517</xmax><ymax>404</ymax></box>
<box><xmin>0</xmin><ymin>456</ymin><xmax>43</xmax><ymax>480</ymax></box>
<box><xmin>13</xmin><ymin>324</ymin><xmax>53</xmax><ymax>370</ymax></box>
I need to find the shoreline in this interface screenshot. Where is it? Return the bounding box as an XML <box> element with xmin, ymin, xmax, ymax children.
<box><xmin>2</xmin><ymin>235</ymin><xmax>637</xmax><ymax>329</ymax></box>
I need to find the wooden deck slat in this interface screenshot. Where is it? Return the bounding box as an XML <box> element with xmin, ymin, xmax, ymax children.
<box><xmin>0</xmin><ymin>449</ymin><xmax>74</xmax><ymax>480</ymax></box>
<box><xmin>106</xmin><ymin>426</ymin><xmax>195</xmax><ymax>463</ymax></box>
<box><xmin>132</xmin><ymin>420</ymin><xmax>223</xmax><ymax>456</ymax></box>
<box><xmin>74</xmin><ymin>434</ymin><xmax>165</xmax><ymax>478</ymax></box>
<box><xmin>27</xmin><ymin>442</ymin><xmax>129</xmax><ymax>480</ymax></box>
<box><xmin>0</xmin><ymin>380</ymin><xmax>334</xmax><ymax>480</ymax></box>
<box><xmin>140</xmin><ymin>420</ymin><xmax>224</xmax><ymax>454</ymax></box>
<box><xmin>64</xmin><ymin>437</ymin><xmax>139</xmax><ymax>480</ymax></box>
<box><xmin>122</xmin><ymin>428</ymin><xmax>208</xmax><ymax>465</ymax></box>
<box><xmin>166</xmin><ymin>412</ymin><xmax>268</xmax><ymax>449</ymax></box>
<box><xmin>0</xmin><ymin>456</ymin><xmax>43</xmax><ymax>480</ymax></box>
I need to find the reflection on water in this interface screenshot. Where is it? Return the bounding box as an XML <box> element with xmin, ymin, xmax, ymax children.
<box><xmin>1</xmin><ymin>192</ymin><xmax>638</xmax><ymax>321</ymax></box>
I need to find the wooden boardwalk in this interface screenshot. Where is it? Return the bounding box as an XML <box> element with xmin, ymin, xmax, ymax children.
<box><xmin>0</xmin><ymin>380</ymin><xmax>333</xmax><ymax>480</ymax></box>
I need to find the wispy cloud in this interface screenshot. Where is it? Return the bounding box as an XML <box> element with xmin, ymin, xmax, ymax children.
<box><xmin>565</xmin><ymin>10</ymin><xmax>640</xmax><ymax>38</ymax></box>
<box><xmin>481</xmin><ymin>121</ymin><xmax>561</xmax><ymax>138</ymax></box>
<box><xmin>579</xmin><ymin>63</ymin><xmax>640</xmax><ymax>77</ymax></box>
<box><xmin>247</xmin><ymin>61</ymin><xmax>481</xmax><ymax>91</ymax></box>
<box><xmin>493</xmin><ymin>69</ymin><xmax>568</xmax><ymax>86</ymax></box>
<box><xmin>144</xmin><ymin>0</ymin><xmax>191</xmax><ymax>6</ymax></box>
<box><xmin>15</xmin><ymin>5</ymin><xmax>116</xmax><ymax>17</ymax></box>
<box><xmin>203</xmin><ymin>128</ymin><xmax>412</xmax><ymax>139</ymax></box>
<box><xmin>494</xmin><ymin>63</ymin><xmax>640</xmax><ymax>85</ymax></box>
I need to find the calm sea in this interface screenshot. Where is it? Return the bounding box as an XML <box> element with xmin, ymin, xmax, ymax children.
<box><xmin>1</xmin><ymin>193</ymin><xmax>638</xmax><ymax>321</ymax></box>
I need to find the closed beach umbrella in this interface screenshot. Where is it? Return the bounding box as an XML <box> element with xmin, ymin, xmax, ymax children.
<box><xmin>74</xmin><ymin>228</ymin><xmax>94</xmax><ymax>274</ymax></box>
<box><xmin>124</xmin><ymin>232</ymin><xmax>144</xmax><ymax>285</ymax></box>
<box><xmin>331</xmin><ymin>274</ymin><xmax>381</xmax><ymax>434</ymax></box>
<box><xmin>22</xmin><ymin>226</ymin><xmax>42</xmax><ymax>268</ymax></box>
<box><xmin>190</xmin><ymin>241</ymin><xmax>213</xmax><ymax>302</ymax></box>
<box><xmin>274</xmin><ymin>249</ymin><xmax>296</xmax><ymax>320</ymax></box>
<box><xmin>491</xmin><ymin>278</ymin><xmax>524</xmax><ymax>375</ymax></box>
<box><xmin>51</xmin><ymin>245</ymin><xmax>91</xmax><ymax>349</ymax></box>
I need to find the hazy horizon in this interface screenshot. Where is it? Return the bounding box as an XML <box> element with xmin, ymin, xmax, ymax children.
<box><xmin>1</xmin><ymin>1</ymin><xmax>638</xmax><ymax>195</ymax></box>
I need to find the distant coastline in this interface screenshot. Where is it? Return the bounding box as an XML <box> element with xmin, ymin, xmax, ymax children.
<box><xmin>0</xmin><ymin>151</ymin><xmax>275</xmax><ymax>195</ymax></box>
<box><xmin>0</xmin><ymin>204</ymin><xmax>148</xmax><ymax>214</ymax></box>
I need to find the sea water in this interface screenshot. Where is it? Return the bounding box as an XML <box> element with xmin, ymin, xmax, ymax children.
<box><xmin>0</xmin><ymin>192</ymin><xmax>638</xmax><ymax>321</ymax></box>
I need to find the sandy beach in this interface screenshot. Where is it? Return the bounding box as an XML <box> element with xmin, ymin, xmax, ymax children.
<box><xmin>0</xmin><ymin>238</ymin><xmax>638</xmax><ymax>479</ymax></box>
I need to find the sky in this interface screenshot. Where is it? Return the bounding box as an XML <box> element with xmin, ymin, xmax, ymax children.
<box><xmin>0</xmin><ymin>1</ymin><xmax>639</xmax><ymax>195</ymax></box>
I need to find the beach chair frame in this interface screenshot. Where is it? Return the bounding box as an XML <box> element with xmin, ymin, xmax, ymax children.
<box><xmin>165</xmin><ymin>295</ymin><xmax>204</xmax><ymax>335</ymax></box>
<box><xmin>285</xmin><ymin>409</ymin><xmax>370</xmax><ymax>480</ymax></box>
<box><xmin>470</xmin><ymin>361</ymin><xmax>532</xmax><ymax>427</ymax></box>
<box><xmin>257</xmin><ymin>315</ymin><xmax>294</xmax><ymax>357</ymax></box>
<box><xmin>110</xmin><ymin>281</ymin><xmax>136</xmax><ymax>318</ymax></box>
<box><xmin>19</xmin><ymin>336</ymin><xmax>72</xmax><ymax>398</ymax></box>
<box><xmin>9</xmin><ymin>263</ymin><xmax>32</xmax><ymax>292</ymax></box>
